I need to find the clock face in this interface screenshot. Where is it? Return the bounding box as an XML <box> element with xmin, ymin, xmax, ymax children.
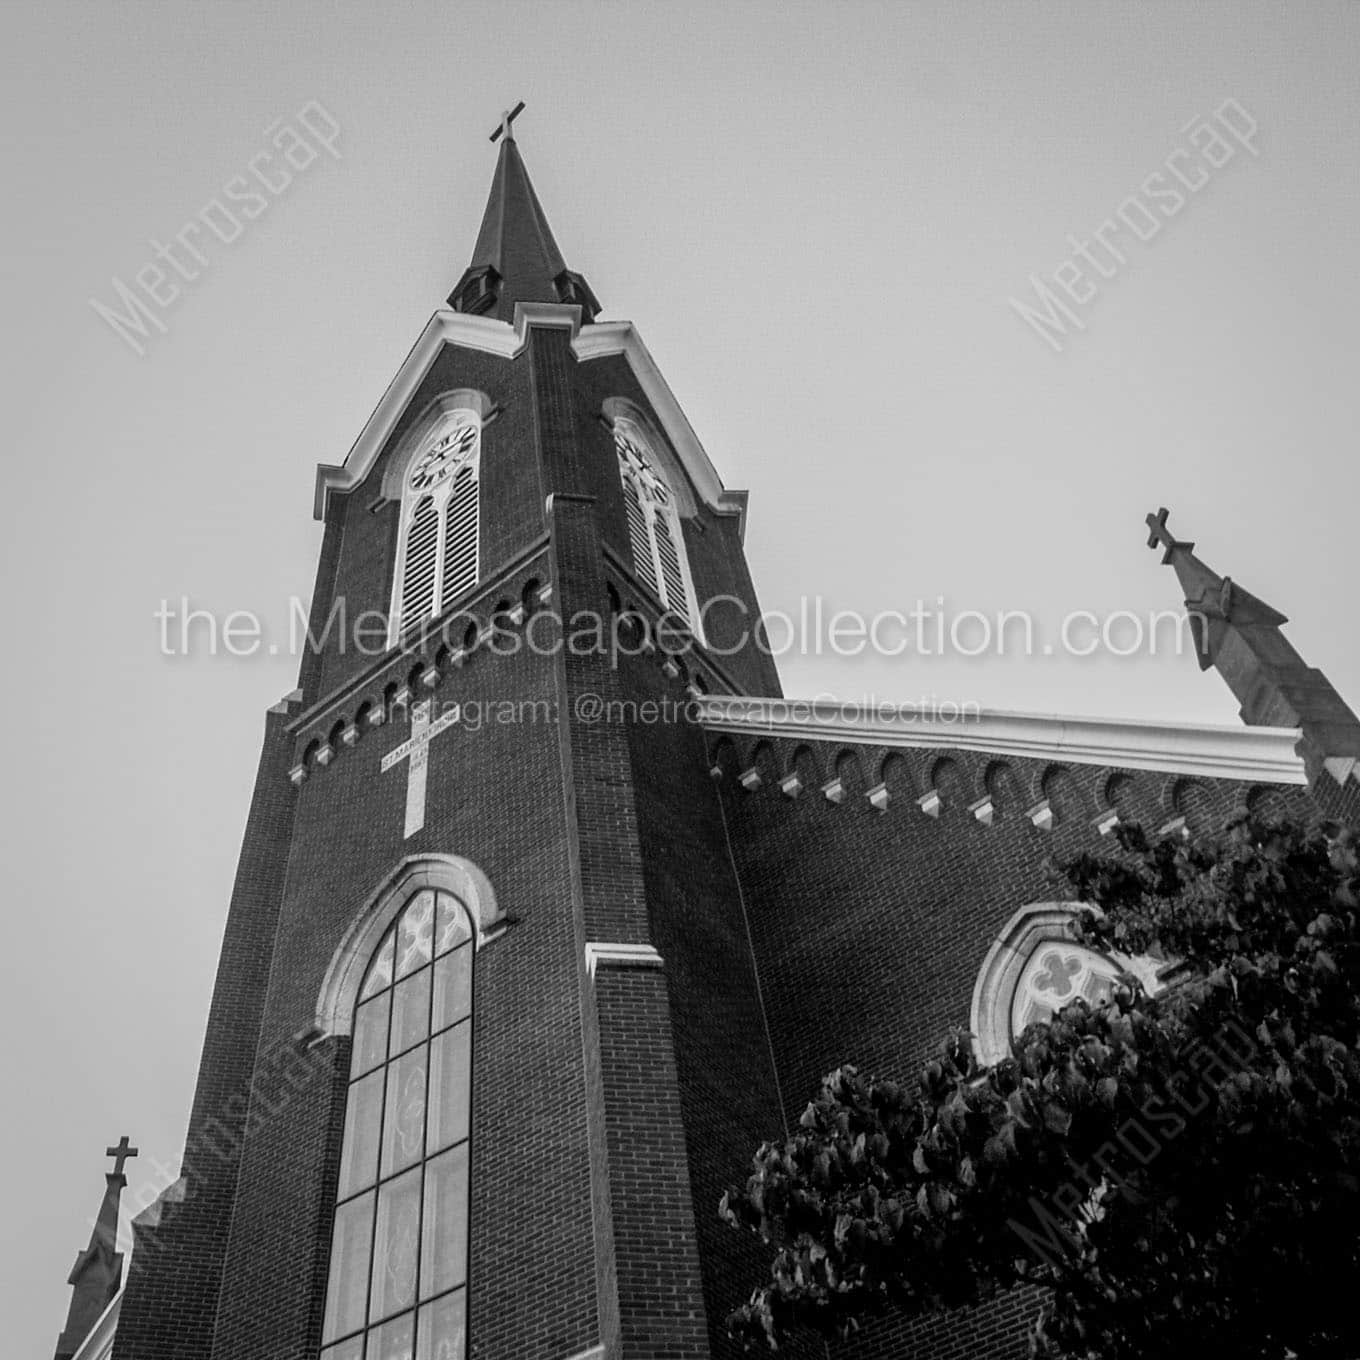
<box><xmin>614</xmin><ymin>428</ymin><xmax>648</xmax><ymax>470</ymax></box>
<box><xmin>409</xmin><ymin>423</ymin><xmax>477</xmax><ymax>490</ymax></box>
<box><xmin>615</xmin><ymin>426</ymin><xmax>669</xmax><ymax>504</ymax></box>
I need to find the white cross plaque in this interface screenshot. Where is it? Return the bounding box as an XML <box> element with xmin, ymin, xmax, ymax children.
<box><xmin>381</xmin><ymin>699</ymin><xmax>460</xmax><ymax>838</ymax></box>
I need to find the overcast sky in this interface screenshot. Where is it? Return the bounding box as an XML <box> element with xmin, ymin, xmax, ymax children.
<box><xmin>4</xmin><ymin>2</ymin><xmax>1359</xmax><ymax>1353</ymax></box>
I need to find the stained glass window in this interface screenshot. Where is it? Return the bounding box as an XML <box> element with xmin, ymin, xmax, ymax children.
<box><xmin>1010</xmin><ymin>941</ymin><xmax>1121</xmax><ymax>1042</ymax></box>
<box><xmin>613</xmin><ymin>417</ymin><xmax>699</xmax><ymax>631</ymax></box>
<box><xmin>320</xmin><ymin>889</ymin><xmax>473</xmax><ymax>1360</ymax></box>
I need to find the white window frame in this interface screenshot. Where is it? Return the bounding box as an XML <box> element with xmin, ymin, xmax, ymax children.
<box><xmin>613</xmin><ymin>416</ymin><xmax>704</xmax><ymax>642</ymax></box>
<box><xmin>969</xmin><ymin>903</ymin><xmax>1165</xmax><ymax>1067</ymax></box>
<box><xmin>387</xmin><ymin>410</ymin><xmax>482</xmax><ymax>646</ymax></box>
<box><xmin>318</xmin><ymin>884</ymin><xmax>475</xmax><ymax>1360</ymax></box>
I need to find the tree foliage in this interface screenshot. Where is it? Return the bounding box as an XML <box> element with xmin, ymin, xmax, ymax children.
<box><xmin>720</xmin><ymin>813</ymin><xmax>1360</xmax><ymax>1358</ymax></box>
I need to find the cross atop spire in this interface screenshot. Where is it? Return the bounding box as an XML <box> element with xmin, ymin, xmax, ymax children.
<box><xmin>1142</xmin><ymin>503</ymin><xmax>1360</xmax><ymax>782</ymax></box>
<box><xmin>490</xmin><ymin>100</ymin><xmax>525</xmax><ymax>144</ymax></box>
<box><xmin>53</xmin><ymin>1139</ymin><xmax>136</xmax><ymax>1360</ymax></box>
<box><xmin>106</xmin><ymin>1136</ymin><xmax>138</xmax><ymax>1181</ymax></box>
<box><xmin>447</xmin><ymin>109</ymin><xmax>601</xmax><ymax>322</ymax></box>
<box><xmin>1145</xmin><ymin>506</ymin><xmax>1195</xmax><ymax>564</ymax></box>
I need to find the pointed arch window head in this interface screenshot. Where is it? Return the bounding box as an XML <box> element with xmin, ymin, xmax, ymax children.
<box><xmin>389</xmin><ymin>412</ymin><xmax>482</xmax><ymax>645</ymax></box>
<box><xmin>970</xmin><ymin>903</ymin><xmax>1166</xmax><ymax>1068</ymax></box>
<box><xmin>320</xmin><ymin>888</ymin><xmax>473</xmax><ymax>1360</ymax></box>
<box><xmin>613</xmin><ymin>416</ymin><xmax>702</xmax><ymax>639</ymax></box>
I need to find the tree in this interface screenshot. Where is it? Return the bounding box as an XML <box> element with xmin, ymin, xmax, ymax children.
<box><xmin>720</xmin><ymin>813</ymin><xmax>1360</xmax><ymax>1358</ymax></box>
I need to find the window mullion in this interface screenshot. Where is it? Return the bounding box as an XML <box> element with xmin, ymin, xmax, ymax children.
<box><xmin>430</xmin><ymin>486</ymin><xmax>449</xmax><ymax>618</ymax></box>
<box><xmin>665</xmin><ymin>503</ymin><xmax>699</xmax><ymax>630</ymax></box>
<box><xmin>644</xmin><ymin>499</ymin><xmax>668</xmax><ymax>608</ymax></box>
<box><xmin>388</xmin><ymin>501</ymin><xmax>412</xmax><ymax>648</ymax></box>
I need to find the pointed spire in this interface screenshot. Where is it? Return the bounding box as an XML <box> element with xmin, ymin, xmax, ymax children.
<box><xmin>1145</xmin><ymin>507</ymin><xmax>1286</xmax><ymax>670</ymax></box>
<box><xmin>448</xmin><ymin>103</ymin><xmax>600</xmax><ymax>323</ymax></box>
<box><xmin>54</xmin><ymin>1139</ymin><xmax>136</xmax><ymax>1360</ymax></box>
<box><xmin>1146</xmin><ymin>507</ymin><xmax>1360</xmax><ymax>788</ymax></box>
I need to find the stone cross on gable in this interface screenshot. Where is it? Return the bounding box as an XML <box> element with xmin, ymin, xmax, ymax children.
<box><xmin>382</xmin><ymin>699</ymin><xmax>460</xmax><ymax>838</ymax></box>
<box><xmin>1145</xmin><ymin>506</ymin><xmax>1196</xmax><ymax>564</ymax></box>
<box><xmin>106</xmin><ymin>1136</ymin><xmax>138</xmax><ymax>1181</ymax></box>
<box><xmin>490</xmin><ymin>100</ymin><xmax>525</xmax><ymax>144</ymax></box>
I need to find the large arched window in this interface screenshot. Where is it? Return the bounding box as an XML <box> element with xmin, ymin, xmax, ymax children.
<box><xmin>613</xmin><ymin>416</ymin><xmax>701</xmax><ymax>634</ymax></box>
<box><xmin>970</xmin><ymin>903</ymin><xmax>1165</xmax><ymax>1067</ymax></box>
<box><xmin>388</xmin><ymin>411</ymin><xmax>482</xmax><ymax>645</ymax></box>
<box><xmin>320</xmin><ymin>888</ymin><xmax>473</xmax><ymax>1360</ymax></box>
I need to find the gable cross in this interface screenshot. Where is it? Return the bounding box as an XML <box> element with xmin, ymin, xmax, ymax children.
<box><xmin>382</xmin><ymin>699</ymin><xmax>461</xmax><ymax>838</ymax></box>
<box><xmin>490</xmin><ymin>100</ymin><xmax>525</xmax><ymax>144</ymax></box>
<box><xmin>106</xmin><ymin>1136</ymin><xmax>138</xmax><ymax>1181</ymax></box>
<box><xmin>1144</xmin><ymin>506</ymin><xmax>1195</xmax><ymax>564</ymax></box>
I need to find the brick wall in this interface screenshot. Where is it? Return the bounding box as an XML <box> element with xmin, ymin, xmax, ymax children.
<box><xmin>703</xmin><ymin>730</ymin><xmax>1321</xmax><ymax>1358</ymax></box>
<box><xmin>113</xmin><ymin>704</ymin><xmax>299</xmax><ymax>1360</ymax></box>
<box><xmin>121</xmin><ymin>318</ymin><xmax>773</xmax><ymax>1360</ymax></box>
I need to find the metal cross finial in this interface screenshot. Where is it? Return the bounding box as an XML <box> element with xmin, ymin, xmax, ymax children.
<box><xmin>1145</xmin><ymin>506</ymin><xmax>1195</xmax><ymax>564</ymax></box>
<box><xmin>490</xmin><ymin>101</ymin><xmax>525</xmax><ymax>144</ymax></box>
<box><xmin>106</xmin><ymin>1136</ymin><xmax>139</xmax><ymax>1179</ymax></box>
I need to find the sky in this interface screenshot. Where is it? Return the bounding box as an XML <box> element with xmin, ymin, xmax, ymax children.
<box><xmin>3</xmin><ymin>1</ymin><xmax>1359</xmax><ymax>1353</ymax></box>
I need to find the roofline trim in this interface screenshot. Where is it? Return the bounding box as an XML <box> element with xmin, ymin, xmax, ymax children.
<box><xmin>698</xmin><ymin>696</ymin><xmax>1309</xmax><ymax>784</ymax></box>
<box><xmin>313</xmin><ymin>307</ymin><xmax>748</xmax><ymax>535</ymax></box>
<box><xmin>68</xmin><ymin>1288</ymin><xmax>122</xmax><ymax>1360</ymax></box>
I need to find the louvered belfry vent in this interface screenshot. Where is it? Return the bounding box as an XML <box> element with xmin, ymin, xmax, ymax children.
<box><xmin>441</xmin><ymin>466</ymin><xmax>479</xmax><ymax>604</ymax></box>
<box><xmin>400</xmin><ymin>497</ymin><xmax>440</xmax><ymax>627</ymax></box>
<box><xmin>389</xmin><ymin>414</ymin><xmax>482</xmax><ymax>644</ymax></box>
<box><xmin>613</xmin><ymin>417</ymin><xmax>700</xmax><ymax>635</ymax></box>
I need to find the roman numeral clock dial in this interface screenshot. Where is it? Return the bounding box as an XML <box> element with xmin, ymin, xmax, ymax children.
<box><xmin>408</xmin><ymin>422</ymin><xmax>477</xmax><ymax>490</ymax></box>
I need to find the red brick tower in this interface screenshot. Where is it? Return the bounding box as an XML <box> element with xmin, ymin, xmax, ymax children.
<box><xmin>110</xmin><ymin>111</ymin><xmax>783</xmax><ymax>1360</ymax></box>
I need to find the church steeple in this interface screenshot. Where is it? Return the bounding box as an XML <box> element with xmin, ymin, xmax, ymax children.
<box><xmin>447</xmin><ymin>102</ymin><xmax>600</xmax><ymax>323</ymax></box>
<box><xmin>54</xmin><ymin>1138</ymin><xmax>136</xmax><ymax>1360</ymax></box>
<box><xmin>1146</xmin><ymin>507</ymin><xmax>1360</xmax><ymax>786</ymax></box>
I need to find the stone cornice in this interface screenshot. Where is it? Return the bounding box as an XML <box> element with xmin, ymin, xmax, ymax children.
<box><xmin>584</xmin><ymin>942</ymin><xmax>665</xmax><ymax>978</ymax></box>
<box><xmin>313</xmin><ymin>307</ymin><xmax>748</xmax><ymax>534</ymax></box>
<box><xmin>698</xmin><ymin>696</ymin><xmax>1309</xmax><ymax>785</ymax></box>
<box><xmin>572</xmin><ymin>319</ymin><xmax>748</xmax><ymax>534</ymax></box>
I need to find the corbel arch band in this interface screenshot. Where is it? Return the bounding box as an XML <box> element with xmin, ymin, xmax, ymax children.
<box><xmin>314</xmin><ymin>855</ymin><xmax>503</xmax><ymax>1038</ymax></box>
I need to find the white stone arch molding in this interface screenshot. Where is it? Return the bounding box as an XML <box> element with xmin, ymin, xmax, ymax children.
<box><xmin>314</xmin><ymin>854</ymin><xmax>506</xmax><ymax>1040</ymax></box>
<box><xmin>381</xmin><ymin>389</ymin><xmax>497</xmax><ymax>647</ymax></box>
<box><xmin>379</xmin><ymin>388</ymin><xmax>496</xmax><ymax>503</ymax></box>
<box><xmin>968</xmin><ymin>902</ymin><xmax>1165</xmax><ymax>1068</ymax></box>
<box><xmin>600</xmin><ymin>397</ymin><xmax>697</xmax><ymax>518</ymax></box>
